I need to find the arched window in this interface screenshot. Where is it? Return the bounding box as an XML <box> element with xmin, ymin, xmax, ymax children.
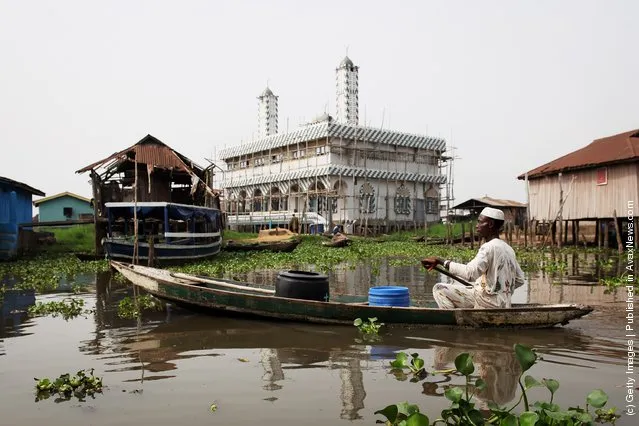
<box><xmin>394</xmin><ymin>184</ymin><xmax>412</xmax><ymax>215</ymax></box>
<box><xmin>359</xmin><ymin>182</ymin><xmax>376</xmax><ymax>214</ymax></box>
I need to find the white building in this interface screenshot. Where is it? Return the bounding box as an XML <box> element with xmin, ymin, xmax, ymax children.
<box><xmin>336</xmin><ymin>56</ymin><xmax>359</xmax><ymax>125</ymax></box>
<box><xmin>257</xmin><ymin>87</ymin><xmax>278</xmax><ymax>138</ymax></box>
<box><xmin>215</xmin><ymin>57</ymin><xmax>447</xmax><ymax>233</ymax></box>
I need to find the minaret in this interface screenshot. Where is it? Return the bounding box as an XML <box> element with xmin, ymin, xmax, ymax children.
<box><xmin>258</xmin><ymin>86</ymin><xmax>278</xmax><ymax>138</ymax></box>
<box><xmin>336</xmin><ymin>56</ymin><xmax>359</xmax><ymax>125</ymax></box>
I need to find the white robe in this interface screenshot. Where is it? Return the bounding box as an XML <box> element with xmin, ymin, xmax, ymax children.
<box><xmin>433</xmin><ymin>238</ymin><xmax>525</xmax><ymax>309</ymax></box>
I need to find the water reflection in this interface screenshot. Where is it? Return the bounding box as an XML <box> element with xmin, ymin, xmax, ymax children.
<box><xmin>432</xmin><ymin>346</ymin><xmax>520</xmax><ymax>408</ymax></box>
<box><xmin>0</xmin><ymin>251</ymin><xmax>632</xmax><ymax>425</ymax></box>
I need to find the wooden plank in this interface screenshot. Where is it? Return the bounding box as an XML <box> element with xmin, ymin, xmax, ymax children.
<box><xmin>171</xmin><ymin>272</ymin><xmax>275</xmax><ymax>294</ymax></box>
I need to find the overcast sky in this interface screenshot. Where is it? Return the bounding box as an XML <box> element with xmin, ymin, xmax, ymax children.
<box><xmin>1</xmin><ymin>0</ymin><xmax>636</xmax><ymax>205</ymax></box>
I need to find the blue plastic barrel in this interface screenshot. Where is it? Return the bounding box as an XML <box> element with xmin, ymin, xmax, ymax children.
<box><xmin>368</xmin><ymin>286</ymin><xmax>410</xmax><ymax>307</ymax></box>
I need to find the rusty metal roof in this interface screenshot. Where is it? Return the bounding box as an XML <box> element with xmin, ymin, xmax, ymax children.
<box><xmin>76</xmin><ymin>134</ymin><xmax>204</xmax><ymax>174</ymax></box>
<box><xmin>453</xmin><ymin>196</ymin><xmax>526</xmax><ymax>210</ymax></box>
<box><xmin>518</xmin><ymin>129</ymin><xmax>639</xmax><ymax>180</ymax></box>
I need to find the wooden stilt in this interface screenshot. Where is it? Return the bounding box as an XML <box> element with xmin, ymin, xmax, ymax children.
<box><xmin>571</xmin><ymin>220</ymin><xmax>577</xmax><ymax>245</ymax></box>
<box><xmin>508</xmin><ymin>222</ymin><xmax>513</xmax><ymax>245</ymax></box>
<box><xmin>470</xmin><ymin>220</ymin><xmax>475</xmax><ymax>249</ymax></box>
<box><xmin>595</xmin><ymin>219</ymin><xmax>600</xmax><ymax>248</ymax></box>
<box><xmin>613</xmin><ymin>210</ymin><xmax>623</xmax><ymax>254</ymax></box>
<box><xmin>563</xmin><ymin>220</ymin><xmax>568</xmax><ymax>246</ymax></box>
<box><xmin>461</xmin><ymin>222</ymin><xmax>466</xmax><ymax>246</ymax></box>
<box><xmin>603</xmin><ymin>220</ymin><xmax>609</xmax><ymax>249</ymax></box>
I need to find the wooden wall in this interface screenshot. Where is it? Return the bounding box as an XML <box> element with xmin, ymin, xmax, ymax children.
<box><xmin>527</xmin><ymin>162</ymin><xmax>638</xmax><ymax>220</ymax></box>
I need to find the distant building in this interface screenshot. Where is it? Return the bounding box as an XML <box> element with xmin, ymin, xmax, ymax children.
<box><xmin>76</xmin><ymin>134</ymin><xmax>219</xmax><ymax>254</ymax></box>
<box><xmin>33</xmin><ymin>192</ymin><xmax>93</xmax><ymax>222</ymax></box>
<box><xmin>452</xmin><ymin>196</ymin><xmax>527</xmax><ymax>228</ymax></box>
<box><xmin>215</xmin><ymin>56</ymin><xmax>447</xmax><ymax>233</ymax></box>
<box><xmin>0</xmin><ymin>176</ymin><xmax>45</xmax><ymax>260</ymax></box>
<box><xmin>518</xmin><ymin>128</ymin><xmax>638</xmax><ymax>246</ymax></box>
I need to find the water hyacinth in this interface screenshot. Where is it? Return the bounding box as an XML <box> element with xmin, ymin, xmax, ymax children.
<box><xmin>0</xmin><ymin>254</ymin><xmax>109</xmax><ymax>294</ymax></box>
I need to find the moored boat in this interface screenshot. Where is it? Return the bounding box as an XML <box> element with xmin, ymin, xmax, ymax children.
<box><xmin>225</xmin><ymin>238</ymin><xmax>300</xmax><ymax>252</ymax></box>
<box><xmin>110</xmin><ymin>261</ymin><xmax>594</xmax><ymax>328</ymax></box>
<box><xmin>103</xmin><ymin>202</ymin><xmax>223</xmax><ymax>262</ymax></box>
<box><xmin>224</xmin><ymin>228</ymin><xmax>300</xmax><ymax>252</ymax></box>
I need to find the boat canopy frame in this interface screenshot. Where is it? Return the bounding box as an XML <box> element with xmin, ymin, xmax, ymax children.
<box><xmin>105</xmin><ymin>202</ymin><xmax>222</xmax><ymax>241</ymax></box>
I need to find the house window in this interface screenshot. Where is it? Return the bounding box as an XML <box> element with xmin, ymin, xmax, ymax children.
<box><xmin>254</xmin><ymin>158</ymin><xmax>264</xmax><ymax>167</ymax></box>
<box><xmin>293</xmin><ymin>149</ymin><xmax>305</xmax><ymax>159</ymax></box>
<box><xmin>271</xmin><ymin>154</ymin><xmax>282</xmax><ymax>163</ymax></box>
<box><xmin>63</xmin><ymin>207</ymin><xmax>73</xmax><ymax>218</ymax></box>
<box><xmin>596</xmin><ymin>167</ymin><xmax>607</xmax><ymax>185</ymax></box>
<box><xmin>315</xmin><ymin>146</ymin><xmax>327</xmax><ymax>156</ymax></box>
<box><xmin>240</xmin><ymin>160</ymin><xmax>249</xmax><ymax>169</ymax></box>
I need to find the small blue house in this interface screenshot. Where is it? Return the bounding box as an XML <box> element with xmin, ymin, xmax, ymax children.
<box><xmin>33</xmin><ymin>192</ymin><xmax>93</xmax><ymax>222</ymax></box>
<box><xmin>0</xmin><ymin>176</ymin><xmax>45</xmax><ymax>260</ymax></box>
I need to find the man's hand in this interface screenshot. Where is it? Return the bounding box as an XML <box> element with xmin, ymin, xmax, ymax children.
<box><xmin>421</xmin><ymin>257</ymin><xmax>442</xmax><ymax>271</ymax></box>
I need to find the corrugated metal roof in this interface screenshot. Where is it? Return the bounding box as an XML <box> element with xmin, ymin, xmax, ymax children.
<box><xmin>0</xmin><ymin>176</ymin><xmax>45</xmax><ymax>196</ymax></box>
<box><xmin>76</xmin><ymin>134</ymin><xmax>204</xmax><ymax>174</ymax></box>
<box><xmin>219</xmin><ymin>122</ymin><xmax>447</xmax><ymax>159</ymax></box>
<box><xmin>221</xmin><ymin>165</ymin><xmax>446</xmax><ymax>188</ymax></box>
<box><xmin>518</xmin><ymin>129</ymin><xmax>639</xmax><ymax>179</ymax></box>
<box><xmin>452</xmin><ymin>196</ymin><xmax>526</xmax><ymax>210</ymax></box>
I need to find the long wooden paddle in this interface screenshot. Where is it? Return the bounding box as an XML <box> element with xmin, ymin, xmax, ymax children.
<box><xmin>432</xmin><ymin>265</ymin><xmax>474</xmax><ymax>288</ymax></box>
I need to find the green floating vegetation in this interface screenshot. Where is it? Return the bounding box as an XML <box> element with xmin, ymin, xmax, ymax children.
<box><xmin>171</xmin><ymin>237</ymin><xmax>478</xmax><ymax>277</ymax></box>
<box><xmin>389</xmin><ymin>352</ymin><xmax>427</xmax><ymax>382</ymax></box>
<box><xmin>28</xmin><ymin>298</ymin><xmax>94</xmax><ymax>321</ymax></box>
<box><xmin>117</xmin><ymin>295</ymin><xmax>165</xmax><ymax>319</ymax></box>
<box><xmin>0</xmin><ymin>254</ymin><xmax>109</xmax><ymax>294</ymax></box>
<box><xmin>354</xmin><ymin>317</ymin><xmax>384</xmax><ymax>335</ymax></box>
<box><xmin>377</xmin><ymin>344</ymin><xmax>620</xmax><ymax>426</ymax></box>
<box><xmin>34</xmin><ymin>369</ymin><xmax>103</xmax><ymax>403</ymax></box>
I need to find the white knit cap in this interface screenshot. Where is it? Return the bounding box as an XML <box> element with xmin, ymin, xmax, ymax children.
<box><xmin>480</xmin><ymin>207</ymin><xmax>505</xmax><ymax>221</ymax></box>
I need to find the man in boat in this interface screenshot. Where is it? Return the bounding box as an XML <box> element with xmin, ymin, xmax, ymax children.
<box><xmin>421</xmin><ymin>207</ymin><xmax>525</xmax><ymax>309</ymax></box>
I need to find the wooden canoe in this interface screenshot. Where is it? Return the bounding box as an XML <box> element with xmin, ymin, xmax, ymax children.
<box><xmin>110</xmin><ymin>261</ymin><xmax>594</xmax><ymax>328</ymax></box>
<box><xmin>224</xmin><ymin>238</ymin><xmax>300</xmax><ymax>253</ymax></box>
<box><xmin>321</xmin><ymin>238</ymin><xmax>351</xmax><ymax>248</ymax></box>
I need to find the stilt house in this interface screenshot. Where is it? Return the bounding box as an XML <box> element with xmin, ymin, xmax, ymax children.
<box><xmin>518</xmin><ymin>129</ymin><xmax>638</xmax><ymax>248</ymax></box>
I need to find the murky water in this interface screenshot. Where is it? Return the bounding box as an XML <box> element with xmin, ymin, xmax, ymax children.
<box><xmin>0</xmin><ymin>254</ymin><xmax>635</xmax><ymax>425</ymax></box>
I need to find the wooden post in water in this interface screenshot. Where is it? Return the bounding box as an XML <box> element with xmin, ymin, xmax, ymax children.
<box><xmin>603</xmin><ymin>220</ymin><xmax>609</xmax><ymax>249</ymax></box>
<box><xmin>557</xmin><ymin>173</ymin><xmax>563</xmax><ymax>249</ymax></box>
<box><xmin>595</xmin><ymin>219</ymin><xmax>600</xmax><ymax>248</ymax></box>
<box><xmin>147</xmin><ymin>236</ymin><xmax>155</xmax><ymax>267</ymax></box>
<box><xmin>90</xmin><ymin>170</ymin><xmax>103</xmax><ymax>255</ymax></box>
<box><xmin>571</xmin><ymin>220</ymin><xmax>577</xmax><ymax>245</ymax></box>
<box><xmin>563</xmin><ymin>220</ymin><xmax>568</xmax><ymax>246</ymax></box>
<box><xmin>133</xmin><ymin>156</ymin><xmax>139</xmax><ymax>265</ymax></box>
<box><xmin>613</xmin><ymin>210</ymin><xmax>623</xmax><ymax>254</ymax></box>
